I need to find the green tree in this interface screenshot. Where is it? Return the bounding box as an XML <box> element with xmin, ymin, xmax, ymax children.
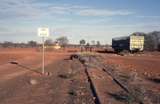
<box><xmin>79</xmin><ymin>39</ymin><xmax>86</xmax><ymax>52</ymax></box>
<box><xmin>80</xmin><ymin>39</ymin><xmax>86</xmax><ymax>45</ymax></box>
<box><xmin>96</xmin><ymin>41</ymin><xmax>101</xmax><ymax>47</ymax></box>
<box><xmin>45</xmin><ymin>38</ymin><xmax>53</xmax><ymax>46</ymax></box>
<box><xmin>28</xmin><ymin>40</ymin><xmax>37</xmax><ymax>47</ymax></box>
<box><xmin>56</xmin><ymin>36</ymin><xmax>69</xmax><ymax>48</ymax></box>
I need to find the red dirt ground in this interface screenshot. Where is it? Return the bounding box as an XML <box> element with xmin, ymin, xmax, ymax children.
<box><xmin>0</xmin><ymin>48</ymin><xmax>95</xmax><ymax>104</ymax></box>
<box><xmin>0</xmin><ymin>48</ymin><xmax>71</xmax><ymax>83</ymax></box>
<box><xmin>0</xmin><ymin>48</ymin><xmax>159</xmax><ymax>104</ymax></box>
<box><xmin>104</xmin><ymin>53</ymin><xmax>160</xmax><ymax>75</ymax></box>
<box><xmin>87</xmin><ymin>52</ymin><xmax>160</xmax><ymax>104</ymax></box>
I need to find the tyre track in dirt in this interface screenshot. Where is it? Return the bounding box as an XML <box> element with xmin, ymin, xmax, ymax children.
<box><xmin>0</xmin><ymin>53</ymin><xmax>67</xmax><ymax>83</ymax></box>
<box><xmin>0</xmin><ymin>56</ymin><xmax>71</xmax><ymax>104</ymax></box>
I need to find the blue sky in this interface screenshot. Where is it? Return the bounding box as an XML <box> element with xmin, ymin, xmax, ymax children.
<box><xmin>0</xmin><ymin>0</ymin><xmax>160</xmax><ymax>44</ymax></box>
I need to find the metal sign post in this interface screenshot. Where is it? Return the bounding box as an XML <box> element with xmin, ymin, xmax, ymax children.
<box><xmin>42</xmin><ymin>37</ymin><xmax>45</xmax><ymax>74</ymax></box>
<box><xmin>38</xmin><ymin>27</ymin><xmax>49</xmax><ymax>74</ymax></box>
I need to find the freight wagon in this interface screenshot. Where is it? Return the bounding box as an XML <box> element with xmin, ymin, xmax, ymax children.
<box><xmin>112</xmin><ymin>35</ymin><xmax>144</xmax><ymax>52</ymax></box>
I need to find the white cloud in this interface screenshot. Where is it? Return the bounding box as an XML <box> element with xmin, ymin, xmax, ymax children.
<box><xmin>77</xmin><ymin>9</ymin><xmax>133</xmax><ymax>16</ymax></box>
<box><xmin>136</xmin><ymin>15</ymin><xmax>160</xmax><ymax>18</ymax></box>
<box><xmin>46</xmin><ymin>5</ymin><xmax>133</xmax><ymax>17</ymax></box>
<box><xmin>0</xmin><ymin>0</ymin><xmax>134</xmax><ymax>21</ymax></box>
<box><xmin>0</xmin><ymin>0</ymin><xmax>43</xmax><ymax>19</ymax></box>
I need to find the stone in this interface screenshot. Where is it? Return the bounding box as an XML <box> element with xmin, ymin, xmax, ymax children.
<box><xmin>30</xmin><ymin>79</ymin><xmax>38</xmax><ymax>85</ymax></box>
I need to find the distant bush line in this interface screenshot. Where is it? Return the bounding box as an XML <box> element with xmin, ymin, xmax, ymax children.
<box><xmin>0</xmin><ymin>31</ymin><xmax>160</xmax><ymax>51</ymax></box>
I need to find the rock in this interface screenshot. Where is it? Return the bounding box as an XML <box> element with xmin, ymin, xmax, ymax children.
<box><xmin>80</xmin><ymin>92</ymin><xmax>85</xmax><ymax>96</ymax></box>
<box><xmin>30</xmin><ymin>79</ymin><xmax>38</xmax><ymax>85</ymax></box>
<box><xmin>93</xmin><ymin>97</ymin><xmax>96</xmax><ymax>100</ymax></box>
<box><xmin>130</xmin><ymin>71</ymin><xmax>138</xmax><ymax>81</ymax></box>
<box><xmin>45</xmin><ymin>72</ymin><xmax>52</xmax><ymax>76</ymax></box>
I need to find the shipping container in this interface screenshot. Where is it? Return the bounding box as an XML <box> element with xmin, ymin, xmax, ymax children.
<box><xmin>112</xmin><ymin>36</ymin><xmax>144</xmax><ymax>52</ymax></box>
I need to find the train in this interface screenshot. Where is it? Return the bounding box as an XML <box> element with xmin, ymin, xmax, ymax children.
<box><xmin>112</xmin><ymin>35</ymin><xmax>144</xmax><ymax>53</ymax></box>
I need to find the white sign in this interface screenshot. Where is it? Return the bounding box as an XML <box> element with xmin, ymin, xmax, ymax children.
<box><xmin>37</xmin><ymin>27</ymin><xmax>50</xmax><ymax>74</ymax></box>
<box><xmin>38</xmin><ymin>28</ymin><xmax>49</xmax><ymax>37</ymax></box>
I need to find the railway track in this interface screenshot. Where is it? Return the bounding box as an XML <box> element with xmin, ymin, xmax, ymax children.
<box><xmin>84</xmin><ymin>64</ymin><xmax>101</xmax><ymax>104</ymax></box>
<box><xmin>70</xmin><ymin>53</ymin><xmax>159</xmax><ymax>104</ymax></box>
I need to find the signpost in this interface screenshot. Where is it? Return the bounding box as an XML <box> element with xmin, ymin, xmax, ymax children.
<box><xmin>38</xmin><ymin>27</ymin><xmax>49</xmax><ymax>74</ymax></box>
